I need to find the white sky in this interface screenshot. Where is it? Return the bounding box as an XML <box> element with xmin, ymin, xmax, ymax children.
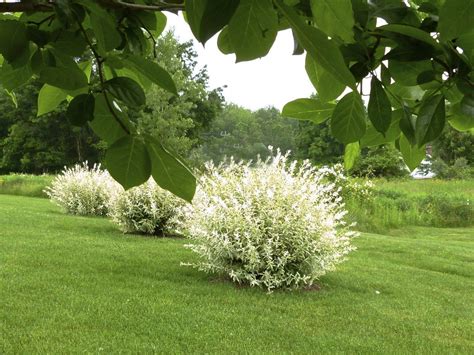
<box><xmin>165</xmin><ymin>13</ymin><xmax>315</xmax><ymax>111</ymax></box>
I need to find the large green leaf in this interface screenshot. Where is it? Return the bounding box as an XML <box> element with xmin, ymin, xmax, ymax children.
<box><xmin>133</xmin><ymin>10</ymin><xmax>167</xmax><ymax>36</ymax></box>
<box><xmin>310</xmin><ymin>0</ymin><xmax>355</xmax><ymax>42</ymax></box>
<box><xmin>78</xmin><ymin>0</ymin><xmax>121</xmax><ymax>53</ymax></box>
<box><xmin>0</xmin><ymin>62</ymin><xmax>33</xmax><ymax>91</ymax></box>
<box><xmin>146</xmin><ymin>136</ymin><xmax>196</xmax><ymax>203</ymax></box>
<box><xmin>89</xmin><ymin>94</ymin><xmax>130</xmax><ymax>145</ymax></box>
<box><xmin>360</xmin><ymin>109</ymin><xmax>402</xmax><ymax>147</ymax></box>
<box><xmin>305</xmin><ymin>54</ymin><xmax>345</xmax><ymax>102</ymax></box>
<box><xmin>276</xmin><ymin>0</ymin><xmax>356</xmax><ymax>90</ymax></box>
<box><xmin>368</xmin><ymin>77</ymin><xmax>392</xmax><ymax>134</ymax></box>
<box><xmin>384</xmin><ymin>43</ymin><xmax>435</xmax><ymax>62</ymax></box>
<box><xmin>460</xmin><ymin>94</ymin><xmax>474</xmax><ymax>117</ymax></box>
<box><xmin>217</xmin><ymin>27</ymin><xmax>234</xmax><ymax>54</ymax></box>
<box><xmin>227</xmin><ymin>0</ymin><xmax>278</xmax><ymax>62</ymax></box>
<box><xmin>50</xmin><ymin>30</ymin><xmax>87</xmax><ymax>57</ymax></box>
<box><xmin>106</xmin><ymin>135</ymin><xmax>151</xmax><ymax>190</ymax></box>
<box><xmin>399</xmin><ymin>134</ymin><xmax>425</xmax><ymax>171</ymax></box>
<box><xmin>369</xmin><ymin>0</ymin><xmax>412</xmax><ymax>24</ymax></box>
<box><xmin>399</xmin><ymin>105</ymin><xmax>417</xmax><ymax>146</ymax></box>
<box><xmin>105</xmin><ymin>77</ymin><xmax>146</xmax><ymax>107</ymax></box>
<box><xmin>389</xmin><ymin>60</ymin><xmax>432</xmax><ymax>86</ymax></box>
<box><xmin>457</xmin><ymin>32</ymin><xmax>474</xmax><ymax>62</ymax></box>
<box><xmin>344</xmin><ymin>142</ymin><xmax>360</xmax><ymax>170</ymax></box>
<box><xmin>438</xmin><ymin>0</ymin><xmax>474</xmax><ymax>41</ymax></box>
<box><xmin>37</xmin><ymin>84</ymin><xmax>67</xmax><ymax>117</ymax></box>
<box><xmin>0</xmin><ymin>20</ymin><xmax>28</xmax><ymax>62</ymax></box>
<box><xmin>415</xmin><ymin>94</ymin><xmax>445</xmax><ymax>146</ymax></box>
<box><xmin>282</xmin><ymin>98</ymin><xmax>335</xmax><ymax>123</ymax></box>
<box><xmin>331</xmin><ymin>91</ymin><xmax>366</xmax><ymax>144</ymax></box>
<box><xmin>125</xmin><ymin>55</ymin><xmax>177</xmax><ymax>95</ymax></box>
<box><xmin>380</xmin><ymin>63</ymin><xmax>391</xmax><ymax>86</ymax></box>
<box><xmin>380</xmin><ymin>24</ymin><xmax>441</xmax><ymax>49</ymax></box>
<box><xmin>78</xmin><ymin>61</ymin><xmax>92</xmax><ymax>82</ymax></box>
<box><xmin>387</xmin><ymin>83</ymin><xmax>425</xmax><ymax>107</ymax></box>
<box><xmin>30</xmin><ymin>48</ymin><xmax>43</xmax><ymax>74</ymax></box>
<box><xmin>186</xmin><ymin>0</ymin><xmax>240</xmax><ymax>44</ymax></box>
<box><xmin>66</xmin><ymin>94</ymin><xmax>95</xmax><ymax>127</ymax></box>
<box><xmin>448</xmin><ymin>112</ymin><xmax>474</xmax><ymax>131</ymax></box>
<box><xmin>39</xmin><ymin>66</ymin><xmax>88</xmax><ymax>91</ymax></box>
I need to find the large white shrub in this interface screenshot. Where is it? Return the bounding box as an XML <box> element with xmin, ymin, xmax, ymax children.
<box><xmin>109</xmin><ymin>179</ymin><xmax>184</xmax><ymax>235</ymax></box>
<box><xmin>181</xmin><ymin>151</ymin><xmax>358</xmax><ymax>291</ymax></box>
<box><xmin>45</xmin><ymin>162</ymin><xmax>120</xmax><ymax>216</ymax></box>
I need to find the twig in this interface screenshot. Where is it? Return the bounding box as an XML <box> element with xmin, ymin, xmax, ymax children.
<box><xmin>114</xmin><ymin>0</ymin><xmax>184</xmax><ymax>11</ymax></box>
<box><xmin>0</xmin><ymin>1</ymin><xmax>54</xmax><ymax>12</ymax></box>
<box><xmin>136</xmin><ymin>17</ymin><xmax>157</xmax><ymax>58</ymax></box>
<box><xmin>76</xmin><ymin>19</ymin><xmax>131</xmax><ymax>135</ymax></box>
<box><xmin>0</xmin><ymin>0</ymin><xmax>183</xmax><ymax>13</ymax></box>
<box><xmin>26</xmin><ymin>14</ymin><xmax>55</xmax><ymax>27</ymax></box>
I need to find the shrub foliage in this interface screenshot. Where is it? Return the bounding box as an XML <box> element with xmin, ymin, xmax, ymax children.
<box><xmin>182</xmin><ymin>151</ymin><xmax>357</xmax><ymax>291</ymax></box>
<box><xmin>109</xmin><ymin>179</ymin><xmax>184</xmax><ymax>235</ymax></box>
<box><xmin>45</xmin><ymin>163</ymin><xmax>120</xmax><ymax>216</ymax></box>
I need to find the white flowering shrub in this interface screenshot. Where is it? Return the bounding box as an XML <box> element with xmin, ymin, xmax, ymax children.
<box><xmin>316</xmin><ymin>163</ymin><xmax>374</xmax><ymax>201</ymax></box>
<box><xmin>45</xmin><ymin>162</ymin><xmax>120</xmax><ymax>216</ymax></box>
<box><xmin>109</xmin><ymin>179</ymin><xmax>184</xmax><ymax>235</ymax></box>
<box><xmin>181</xmin><ymin>151</ymin><xmax>357</xmax><ymax>292</ymax></box>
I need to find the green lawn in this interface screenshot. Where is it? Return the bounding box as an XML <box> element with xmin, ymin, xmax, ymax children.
<box><xmin>1</xmin><ymin>195</ymin><xmax>473</xmax><ymax>353</ymax></box>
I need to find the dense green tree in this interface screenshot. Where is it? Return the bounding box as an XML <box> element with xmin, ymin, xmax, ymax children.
<box><xmin>254</xmin><ymin>107</ymin><xmax>297</xmax><ymax>155</ymax></box>
<box><xmin>433</xmin><ymin>125</ymin><xmax>474</xmax><ymax>165</ymax></box>
<box><xmin>134</xmin><ymin>31</ymin><xmax>223</xmax><ymax>157</ymax></box>
<box><xmin>0</xmin><ymin>82</ymin><xmax>102</xmax><ymax>174</ymax></box>
<box><xmin>294</xmin><ymin>120</ymin><xmax>344</xmax><ymax>165</ymax></box>
<box><xmin>351</xmin><ymin>145</ymin><xmax>407</xmax><ymax>177</ymax></box>
<box><xmin>197</xmin><ymin>104</ymin><xmax>266</xmax><ymax>162</ymax></box>
<box><xmin>196</xmin><ymin>104</ymin><xmax>297</xmax><ymax>163</ymax></box>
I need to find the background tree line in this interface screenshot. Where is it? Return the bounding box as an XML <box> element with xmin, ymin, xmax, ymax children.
<box><xmin>0</xmin><ymin>31</ymin><xmax>472</xmax><ymax>178</ymax></box>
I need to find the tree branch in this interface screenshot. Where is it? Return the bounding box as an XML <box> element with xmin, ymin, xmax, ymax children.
<box><xmin>76</xmin><ymin>19</ymin><xmax>131</xmax><ymax>135</ymax></box>
<box><xmin>0</xmin><ymin>0</ymin><xmax>184</xmax><ymax>13</ymax></box>
<box><xmin>114</xmin><ymin>0</ymin><xmax>184</xmax><ymax>11</ymax></box>
<box><xmin>0</xmin><ymin>1</ymin><xmax>54</xmax><ymax>12</ymax></box>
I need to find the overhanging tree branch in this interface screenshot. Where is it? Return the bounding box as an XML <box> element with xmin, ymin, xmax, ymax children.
<box><xmin>0</xmin><ymin>0</ymin><xmax>184</xmax><ymax>13</ymax></box>
<box><xmin>0</xmin><ymin>1</ymin><xmax>54</xmax><ymax>12</ymax></box>
<box><xmin>75</xmin><ymin>18</ymin><xmax>131</xmax><ymax>135</ymax></box>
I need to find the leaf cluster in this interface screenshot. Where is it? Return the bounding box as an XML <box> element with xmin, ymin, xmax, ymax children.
<box><xmin>0</xmin><ymin>0</ymin><xmax>194</xmax><ymax>200</ymax></box>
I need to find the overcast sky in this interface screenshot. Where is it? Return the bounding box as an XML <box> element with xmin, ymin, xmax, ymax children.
<box><xmin>165</xmin><ymin>13</ymin><xmax>315</xmax><ymax>111</ymax></box>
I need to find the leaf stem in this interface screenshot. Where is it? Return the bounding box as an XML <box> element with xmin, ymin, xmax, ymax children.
<box><xmin>136</xmin><ymin>17</ymin><xmax>158</xmax><ymax>58</ymax></box>
<box><xmin>113</xmin><ymin>0</ymin><xmax>184</xmax><ymax>12</ymax></box>
<box><xmin>76</xmin><ymin>18</ymin><xmax>131</xmax><ymax>135</ymax></box>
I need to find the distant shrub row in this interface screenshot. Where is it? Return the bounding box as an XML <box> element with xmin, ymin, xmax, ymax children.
<box><xmin>44</xmin><ymin>153</ymin><xmax>363</xmax><ymax>292</ymax></box>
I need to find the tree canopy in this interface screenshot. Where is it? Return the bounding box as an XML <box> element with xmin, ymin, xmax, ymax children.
<box><xmin>0</xmin><ymin>0</ymin><xmax>473</xmax><ymax>201</ymax></box>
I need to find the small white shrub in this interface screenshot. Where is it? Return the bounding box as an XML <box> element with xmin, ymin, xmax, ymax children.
<box><xmin>109</xmin><ymin>179</ymin><xmax>184</xmax><ymax>235</ymax></box>
<box><xmin>45</xmin><ymin>162</ymin><xmax>121</xmax><ymax>216</ymax></box>
<box><xmin>181</xmin><ymin>150</ymin><xmax>357</xmax><ymax>292</ymax></box>
<box><xmin>317</xmin><ymin>163</ymin><xmax>374</xmax><ymax>200</ymax></box>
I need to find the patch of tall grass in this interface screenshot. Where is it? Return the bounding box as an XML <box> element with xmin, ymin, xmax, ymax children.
<box><xmin>0</xmin><ymin>174</ymin><xmax>53</xmax><ymax>198</ymax></box>
<box><xmin>347</xmin><ymin>179</ymin><xmax>473</xmax><ymax>233</ymax></box>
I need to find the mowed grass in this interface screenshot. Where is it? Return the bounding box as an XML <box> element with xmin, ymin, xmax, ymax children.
<box><xmin>1</xmin><ymin>195</ymin><xmax>473</xmax><ymax>353</ymax></box>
